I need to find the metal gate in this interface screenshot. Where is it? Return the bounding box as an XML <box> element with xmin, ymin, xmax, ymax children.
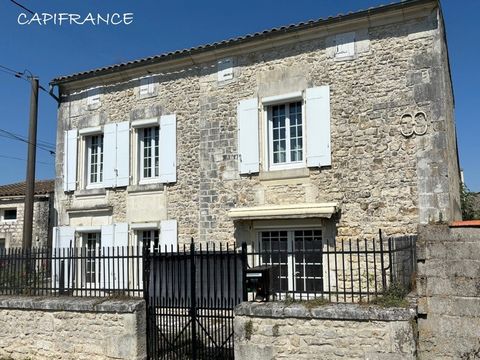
<box><xmin>144</xmin><ymin>242</ymin><xmax>247</xmax><ymax>360</ymax></box>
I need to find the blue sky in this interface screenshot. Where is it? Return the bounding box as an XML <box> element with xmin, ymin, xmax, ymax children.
<box><xmin>0</xmin><ymin>0</ymin><xmax>478</xmax><ymax>190</ymax></box>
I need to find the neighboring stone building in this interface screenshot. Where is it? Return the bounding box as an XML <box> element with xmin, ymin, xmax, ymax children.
<box><xmin>50</xmin><ymin>0</ymin><xmax>460</xmax><ymax>290</ymax></box>
<box><xmin>0</xmin><ymin>180</ymin><xmax>55</xmax><ymax>249</ymax></box>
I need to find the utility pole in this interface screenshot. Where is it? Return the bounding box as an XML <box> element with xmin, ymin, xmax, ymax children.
<box><xmin>23</xmin><ymin>77</ymin><xmax>39</xmax><ymax>249</ymax></box>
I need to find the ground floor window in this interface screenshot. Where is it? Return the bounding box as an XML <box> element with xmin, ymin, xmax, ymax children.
<box><xmin>84</xmin><ymin>232</ymin><xmax>100</xmax><ymax>284</ymax></box>
<box><xmin>138</xmin><ymin>229</ymin><xmax>159</xmax><ymax>252</ymax></box>
<box><xmin>258</xmin><ymin>229</ymin><xmax>323</xmax><ymax>296</ymax></box>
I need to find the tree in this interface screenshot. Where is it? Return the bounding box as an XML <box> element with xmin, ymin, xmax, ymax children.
<box><xmin>460</xmin><ymin>184</ymin><xmax>480</xmax><ymax>220</ymax></box>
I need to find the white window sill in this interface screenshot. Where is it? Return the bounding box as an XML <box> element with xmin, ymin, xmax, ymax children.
<box><xmin>86</xmin><ymin>183</ymin><xmax>104</xmax><ymax>190</ymax></box>
<box><xmin>127</xmin><ymin>183</ymin><xmax>164</xmax><ymax>194</ymax></box>
<box><xmin>139</xmin><ymin>178</ymin><xmax>161</xmax><ymax>185</ymax></box>
<box><xmin>0</xmin><ymin>220</ymin><xmax>17</xmax><ymax>224</ymax></box>
<box><xmin>259</xmin><ymin>167</ymin><xmax>310</xmax><ymax>181</ymax></box>
<box><xmin>268</xmin><ymin>161</ymin><xmax>306</xmax><ymax>172</ymax></box>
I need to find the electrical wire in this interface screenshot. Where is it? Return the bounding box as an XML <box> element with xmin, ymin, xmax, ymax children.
<box><xmin>0</xmin><ymin>154</ymin><xmax>52</xmax><ymax>166</ymax></box>
<box><xmin>0</xmin><ymin>129</ymin><xmax>55</xmax><ymax>155</ymax></box>
<box><xmin>9</xmin><ymin>0</ymin><xmax>34</xmax><ymax>15</ymax></box>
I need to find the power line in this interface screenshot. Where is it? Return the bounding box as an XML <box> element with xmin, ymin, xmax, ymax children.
<box><xmin>9</xmin><ymin>0</ymin><xmax>34</xmax><ymax>15</ymax></box>
<box><xmin>0</xmin><ymin>129</ymin><xmax>56</xmax><ymax>154</ymax></box>
<box><xmin>0</xmin><ymin>154</ymin><xmax>52</xmax><ymax>166</ymax></box>
<box><xmin>0</xmin><ymin>127</ymin><xmax>55</xmax><ymax>147</ymax></box>
<box><xmin>0</xmin><ymin>64</ymin><xmax>60</xmax><ymax>103</ymax></box>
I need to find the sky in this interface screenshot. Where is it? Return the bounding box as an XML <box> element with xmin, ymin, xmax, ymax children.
<box><xmin>0</xmin><ymin>0</ymin><xmax>478</xmax><ymax>191</ymax></box>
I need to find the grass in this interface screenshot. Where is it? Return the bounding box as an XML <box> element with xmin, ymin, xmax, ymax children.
<box><xmin>370</xmin><ymin>282</ymin><xmax>409</xmax><ymax>308</ymax></box>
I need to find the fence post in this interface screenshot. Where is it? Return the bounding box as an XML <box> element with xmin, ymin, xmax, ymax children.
<box><xmin>241</xmin><ymin>242</ymin><xmax>247</xmax><ymax>302</ymax></box>
<box><xmin>142</xmin><ymin>238</ymin><xmax>152</xmax><ymax>359</ymax></box>
<box><xmin>379</xmin><ymin>229</ymin><xmax>387</xmax><ymax>291</ymax></box>
<box><xmin>190</xmin><ymin>239</ymin><xmax>197</xmax><ymax>360</ymax></box>
<box><xmin>388</xmin><ymin>237</ymin><xmax>393</xmax><ymax>285</ymax></box>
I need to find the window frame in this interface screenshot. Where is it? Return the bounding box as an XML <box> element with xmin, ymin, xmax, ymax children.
<box><xmin>1</xmin><ymin>208</ymin><xmax>17</xmax><ymax>222</ymax></box>
<box><xmin>137</xmin><ymin>125</ymin><xmax>161</xmax><ymax>185</ymax></box>
<box><xmin>264</xmin><ymin>97</ymin><xmax>306</xmax><ymax>171</ymax></box>
<box><xmin>82</xmin><ymin>232</ymin><xmax>101</xmax><ymax>286</ymax></box>
<box><xmin>85</xmin><ymin>133</ymin><xmax>104</xmax><ymax>189</ymax></box>
<box><xmin>254</xmin><ymin>227</ymin><xmax>324</xmax><ymax>299</ymax></box>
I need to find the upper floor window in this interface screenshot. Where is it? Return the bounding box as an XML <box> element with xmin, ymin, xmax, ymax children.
<box><xmin>1</xmin><ymin>208</ymin><xmax>17</xmax><ymax>222</ymax></box>
<box><xmin>268</xmin><ymin>101</ymin><xmax>304</xmax><ymax>169</ymax></box>
<box><xmin>237</xmin><ymin>86</ymin><xmax>331</xmax><ymax>175</ymax></box>
<box><xmin>86</xmin><ymin>134</ymin><xmax>104</xmax><ymax>187</ymax></box>
<box><xmin>139</xmin><ymin>127</ymin><xmax>159</xmax><ymax>182</ymax></box>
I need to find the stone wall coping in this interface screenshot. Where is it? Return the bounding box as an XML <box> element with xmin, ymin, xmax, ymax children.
<box><xmin>235</xmin><ymin>302</ymin><xmax>415</xmax><ymax>321</ymax></box>
<box><xmin>0</xmin><ymin>296</ymin><xmax>145</xmax><ymax>313</ymax></box>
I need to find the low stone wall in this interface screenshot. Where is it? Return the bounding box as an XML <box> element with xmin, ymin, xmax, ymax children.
<box><xmin>234</xmin><ymin>302</ymin><xmax>416</xmax><ymax>360</ymax></box>
<box><xmin>417</xmin><ymin>225</ymin><xmax>480</xmax><ymax>359</ymax></box>
<box><xmin>0</xmin><ymin>296</ymin><xmax>146</xmax><ymax>360</ymax></box>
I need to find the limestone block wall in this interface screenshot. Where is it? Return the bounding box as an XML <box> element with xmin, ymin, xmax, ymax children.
<box><xmin>55</xmin><ymin>2</ymin><xmax>460</xmax><ymax>245</ymax></box>
<box><xmin>0</xmin><ymin>197</ymin><xmax>52</xmax><ymax>248</ymax></box>
<box><xmin>417</xmin><ymin>225</ymin><xmax>480</xmax><ymax>359</ymax></box>
<box><xmin>234</xmin><ymin>302</ymin><xmax>416</xmax><ymax>360</ymax></box>
<box><xmin>0</xmin><ymin>296</ymin><xmax>146</xmax><ymax>360</ymax></box>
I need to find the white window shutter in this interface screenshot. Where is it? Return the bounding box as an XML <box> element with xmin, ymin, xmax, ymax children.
<box><xmin>101</xmin><ymin>224</ymin><xmax>115</xmax><ymax>289</ymax></box>
<box><xmin>64</xmin><ymin>129</ymin><xmax>78</xmax><ymax>192</ymax></box>
<box><xmin>114</xmin><ymin>223</ymin><xmax>129</xmax><ymax>247</ymax></box>
<box><xmin>114</xmin><ymin>223</ymin><xmax>129</xmax><ymax>288</ymax></box>
<box><xmin>306</xmin><ymin>86</ymin><xmax>331</xmax><ymax>167</ymax></box>
<box><xmin>237</xmin><ymin>98</ymin><xmax>259</xmax><ymax>174</ymax></box>
<box><xmin>160</xmin><ymin>220</ymin><xmax>177</xmax><ymax>252</ymax></box>
<box><xmin>101</xmin><ymin>225</ymin><xmax>114</xmax><ymax>248</ymax></box>
<box><xmin>103</xmin><ymin>124</ymin><xmax>116</xmax><ymax>188</ymax></box>
<box><xmin>115</xmin><ymin>121</ymin><xmax>130</xmax><ymax>187</ymax></box>
<box><xmin>52</xmin><ymin>226</ymin><xmax>75</xmax><ymax>289</ymax></box>
<box><xmin>159</xmin><ymin>114</ymin><xmax>177</xmax><ymax>183</ymax></box>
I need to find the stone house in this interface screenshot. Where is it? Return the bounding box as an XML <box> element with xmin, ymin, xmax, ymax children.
<box><xmin>50</xmin><ymin>0</ymin><xmax>460</xmax><ymax>291</ymax></box>
<box><xmin>0</xmin><ymin>180</ymin><xmax>55</xmax><ymax>249</ymax></box>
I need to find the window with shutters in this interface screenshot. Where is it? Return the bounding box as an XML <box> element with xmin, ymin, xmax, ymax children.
<box><xmin>267</xmin><ymin>101</ymin><xmax>305</xmax><ymax>170</ymax></box>
<box><xmin>86</xmin><ymin>134</ymin><xmax>104</xmax><ymax>188</ymax></box>
<box><xmin>238</xmin><ymin>86</ymin><xmax>330</xmax><ymax>176</ymax></box>
<box><xmin>139</xmin><ymin>126</ymin><xmax>160</xmax><ymax>183</ymax></box>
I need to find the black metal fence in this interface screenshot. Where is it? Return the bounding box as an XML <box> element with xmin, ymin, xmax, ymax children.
<box><xmin>0</xmin><ymin>246</ymin><xmax>144</xmax><ymax>297</ymax></box>
<box><xmin>246</xmin><ymin>234</ymin><xmax>417</xmax><ymax>303</ymax></box>
<box><xmin>145</xmin><ymin>242</ymin><xmax>247</xmax><ymax>360</ymax></box>
<box><xmin>0</xmin><ymin>234</ymin><xmax>416</xmax><ymax>303</ymax></box>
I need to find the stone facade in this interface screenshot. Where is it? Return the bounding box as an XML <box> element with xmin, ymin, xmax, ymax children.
<box><xmin>52</xmin><ymin>0</ymin><xmax>460</xmax><ymax>251</ymax></box>
<box><xmin>416</xmin><ymin>225</ymin><xmax>480</xmax><ymax>359</ymax></box>
<box><xmin>0</xmin><ymin>181</ymin><xmax>54</xmax><ymax>249</ymax></box>
<box><xmin>0</xmin><ymin>296</ymin><xmax>146</xmax><ymax>360</ymax></box>
<box><xmin>234</xmin><ymin>302</ymin><xmax>416</xmax><ymax>359</ymax></box>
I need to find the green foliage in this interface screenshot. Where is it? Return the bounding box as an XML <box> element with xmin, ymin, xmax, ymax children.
<box><xmin>461</xmin><ymin>184</ymin><xmax>480</xmax><ymax>220</ymax></box>
<box><xmin>371</xmin><ymin>282</ymin><xmax>409</xmax><ymax>308</ymax></box>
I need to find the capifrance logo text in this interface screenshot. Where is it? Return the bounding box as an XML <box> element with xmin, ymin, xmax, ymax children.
<box><xmin>17</xmin><ymin>12</ymin><xmax>134</xmax><ymax>26</ymax></box>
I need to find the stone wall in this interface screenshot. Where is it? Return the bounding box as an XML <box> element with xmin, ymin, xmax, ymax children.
<box><xmin>234</xmin><ymin>302</ymin><xmax>416</xmax><ymax>360</ymax></box>
<box><xmin>0</xmin><ymin>296</ymin><xmax>146</xmax><ymax>360</ymax></box>
<box><xmin>417</xmin><ymin>225</ymin><xmax>480</xmax><ymax>359</ymax></box>
<box><xmin>54</xmin><ymin>1</ymin><xmax>460</xmax><ymax>245</ymax></box>
<box><xmin>0</xmin><ymin>196</ymin><xmax>52</xmax><ymax>248</ymax></box>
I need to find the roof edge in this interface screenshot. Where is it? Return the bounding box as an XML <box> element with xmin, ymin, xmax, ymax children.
<box><xmin>51</xmin><ymin>0</ymin><xmax>438</xmax><ymax>87</ymax></box>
